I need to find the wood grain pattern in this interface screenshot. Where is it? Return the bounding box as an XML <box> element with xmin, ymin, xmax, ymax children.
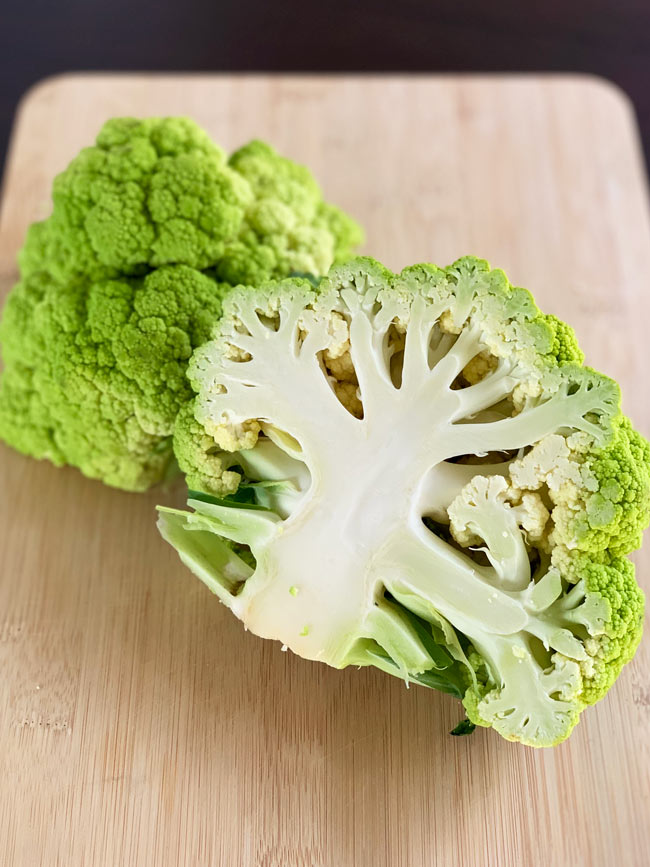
<box><xmin>0</xmin><ymin>74</ymin><xmax>649</xmax><ymax>867</ymax></box>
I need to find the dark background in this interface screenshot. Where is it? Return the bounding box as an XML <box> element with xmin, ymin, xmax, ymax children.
<box><xmin>1</xmin><ymin>0</ymin><xmax>650</xmax><ymax>174</ymax></box>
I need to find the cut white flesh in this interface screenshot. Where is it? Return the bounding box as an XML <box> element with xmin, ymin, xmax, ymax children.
<box><xmin>160</xmin><ymin>261</ymin><xmax>620</xmax><ymax>746</ymax></box>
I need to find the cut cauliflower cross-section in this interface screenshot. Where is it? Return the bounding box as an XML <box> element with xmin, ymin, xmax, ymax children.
<box><xmin>160</xmin><ymin>256</ymin><xmax>648</xmax><ymax>747</ymax></box>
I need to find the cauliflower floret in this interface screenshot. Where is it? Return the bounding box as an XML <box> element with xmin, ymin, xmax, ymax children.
<box><xmin>511</xmin><ymin>492</ymin><xmax>550</xmax><ymax>545</ymax></box>
<box><xmin>204</xmin><ymin>419</ymin><xmax>262</xmax><ymax>452</ymax></box>
<box><xmin>511</xmin><ymin>379</ymin><xmax>543</xmax><ymax>412</ymax></box>
<box><xmin>462</xmin><ymin>350</ymin><xmax>498</xmax><ymax>385</ymax></box>
<box><xmin>326</xmin><ymin>350</ymin><xmax>357</xmax><ymax>382</ymax></box>
<box><xmin>331</xmin><ymin>381</ymin><xmax>363</xmax><ymax>418</ymax></box>
<box><xmin>0</xmin><ymin>266</ymin><xmax>227</xmax><ymax>490</ymax></box>
<box><xmin>322</xmin><ymin>311</ymin><xmax>351</xmax><ymax>359</ymax></box>
<box><xmin>509</xmin><ymin>434</ymin><xmax>586</xmax><ymax>496</ymax></box>
<box><xmin>21</xmin><ymin>121</ymin><xmax>362</xmax><ymax>288</ymax></box>
<box><xmin>439</xmin><ymin>309</ymin><xmax>462</xmax><ymax>334</ymax></box>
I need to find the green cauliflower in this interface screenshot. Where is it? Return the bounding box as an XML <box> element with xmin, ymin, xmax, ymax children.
<box><xmin>0</xmin><ymin>117</ymin><xmax>362</xmax><ymax>489</ymax></box>
<box><xmin>160</xmin><ymin>256</ymin><xmax>648</xmax><ymax>747</ymax></box>
<box><xmin>19</xmin><ymin>118</ymin><xmax>362</xmax><ymax>286</ymax></box>
<box><xmin>0</xmin><ymin>265</ymin><xmax>227</xmax><ymax>490</ymax></box>
<box><xmin>216</xmin><ymin>139</ymin><xmax>363</xmax><ymax>284</ymax></box>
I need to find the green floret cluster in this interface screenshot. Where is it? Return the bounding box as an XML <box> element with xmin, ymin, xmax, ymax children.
<box><xmin>218</xmin><ymin>140</ymin><xmax>362</xmax><ymax>284</ymax></box>
<box><xmin>580</xmin><ymin>417</ymin><xmax>650</xmax><ymax>555</ymax></box>
<box><xmin>551</xmin><ymin>551</ymin><xmax>645</xmax><ymax>706</ymax></box>
<box><xmin>19</xmin><ymin>116</ymin><xmax>237</xmax><ymax>282</ymax></box>
<box><xmin>0</xmin><ymin>117</ymin><xmax>362</xmax><ymax>489</ymax></box>
<box><xmin>19</xmin><ymin>120</ymin><xmax>361</xmax><ymax>287</ymax></box>
<box><xmin>172</xmin><ymin>400</ymin><xmax>242</xmax><ymax>496</ymax></box>
<box><xmin>544</xmin><ymin>314</ymin><xmax>585</xmax><ymax>365</ymax></box>
<box><xmin>0</xmin><ymin>266</ymin><xmax>226</xmax><ymax>490</ymax></box>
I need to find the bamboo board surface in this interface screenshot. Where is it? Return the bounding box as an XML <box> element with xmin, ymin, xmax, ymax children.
<box><xmin>0</xmin><ymin>74</ymin><xmax>649</xmax><ymax>867</ymax></box>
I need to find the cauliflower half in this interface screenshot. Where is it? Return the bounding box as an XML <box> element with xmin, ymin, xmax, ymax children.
<box><xmin>163</xmin><ymin>256</ymin><xmax>648</xmax><ymax>747</ymax></box>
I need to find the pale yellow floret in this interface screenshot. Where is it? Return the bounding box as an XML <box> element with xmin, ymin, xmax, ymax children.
<box><xmin>322</xmin><ymin>311</ymin><xmax>350</xmax><ymax>358</ymax></box>
<box><xmin>550</xmin><ymin>502</ymin><xmax>588</xmax><ymax>549</ymax></box>
<box><xmin>204</xmin><ymin>418</ymin><xmax>261</xmax><ymax>451</ymax></box>
<box><xmin>511</xmin><ymin>379</ymin><xmax>543</xmax><ymax>412</ymax></box>
<box><xmin>511</xmin><ymin>492</ymin><xmax>550</xmax><ymax>544</ymax></box>
<box><xmin>439</xmin><ymin>310</ymin><xmax>462</xmax><ymax>334</ymax></box>
<box><xmin>566</xmin><ymin>430</ymin><xmax>594</xmax><ymax>455</ymax></box>
<box><xmin>449</xmin><ymin>475</ymin><xmax>550</xmax><ymax>548</ymax></box>
<box><xmin>449</xmin><ymin>518</ymin><xmax>482</xmax><ymax>548</ymax></box>
<box><xmin>224</xmin><ymin>343</ymin><xmax>252</xmax><ymax>362</ymax></box>
<box><xmin>448</xmin><ymin>476</ymin><xmax>506</xmax><ymax>547</ymax></box>
<box><xmin>462</xmin><ymin>350</ymin><xmax>498</xmax><ymax>385</ymax></box>
<box><xmin>509</xmin><ymin>434</ymin><xmax>585</xmax><ymax>498</ymax></box>
<box><xmin>550</xmin><ymin>544</ymin><xmax>580</xmax><ymax>575</ymax></box>
<box><xmin>327</xmin><ymin>350</ymin><xmax>357</xmax><ymax>382</ymax></box>
<box><xmin>507</xmin><ymin>434</ymin><xmax>599</xmax><ymax>550</ymax></box>
<box><xmin>579</xmin><ymin>655</ymin><xmax>596</xmax><ymax>678</ymax></box>
<box><xmin>320</xmin><ymin>313</ymin><xmax>360</xmax><ymax>410</ymax></box>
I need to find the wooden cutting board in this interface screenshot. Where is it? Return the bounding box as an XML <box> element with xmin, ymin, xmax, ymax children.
<box><xmin>1</xmin><ymin>74</ymin><xmax>649</xmax><ymax>867</ymax></box>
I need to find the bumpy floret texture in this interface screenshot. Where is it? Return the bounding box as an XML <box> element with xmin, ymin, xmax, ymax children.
<box><xmin>173</xmin><ymin>400</ymin><xmax>243</xmax><ymax>495</ymax></box>
<box><xmin>19</xmin><ymin>119</ymin><xmax>362</xmax><ymax>286</ymax></box>
<box><xmin>162</xmin><ymin>255</ymin><xmax>648</xmax><ymax>747</ymax></box>
<box><xmin>1</xmin><ymin>117</ymin><xmax>363</xmax><ymax>489</ymax></box>
<box><xmin>216</xmin><ymin>140</ymin><xmax>363</xmax><ymax>284</ymax></box>
<box><xmin>0</xmin><ymin>266</ymin><xmax>226</xmax><ymax>490</ymax></box>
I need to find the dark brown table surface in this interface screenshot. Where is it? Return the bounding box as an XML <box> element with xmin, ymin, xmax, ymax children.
<box><xmin>1</xmin><ymin>0</ymin><xmax>649</xmax><ymax>176</ymax></box>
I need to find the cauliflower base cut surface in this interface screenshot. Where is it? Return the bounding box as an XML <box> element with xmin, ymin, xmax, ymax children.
<box><xmin>161</xmin><ymin>257</ymin><xmax>647</xmax><ymax>747</ymax></box>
